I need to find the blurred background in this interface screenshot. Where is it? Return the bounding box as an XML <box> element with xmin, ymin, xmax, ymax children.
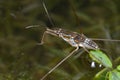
<box><xmin>0</xmin><ymin>0</ymin><xmax>120</xmax><ymax>80</ymax></box>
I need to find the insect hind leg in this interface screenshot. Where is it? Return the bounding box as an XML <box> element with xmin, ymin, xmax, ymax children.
<box><xmin>40</xmin><ymin>46</ymin><xmax>79</xmax><ymax>80</ymax></box>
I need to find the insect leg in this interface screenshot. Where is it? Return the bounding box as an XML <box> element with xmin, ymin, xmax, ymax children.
<box><xmin>82</xmin><ymin>46</ymin><xmax>91</xmax><ymax>54</ymax></box>
<box><xmin>37</xmin><ymin>31</ymin><xmax>48</xmax><ymax>45</ymax></box>
<box><xmin>40</xmin><ymin>46</ymin><xmax>79</xmax><ymax>80</ymax></box>
<box><xmin>90</xmin><ymin>38</ymin><xmax>120</xmax><ymax>42</ymax></box>
<box><xmin>37</xmin><ymin>29</ymin><xmax>58</xmax><ymax>45</ymax></box>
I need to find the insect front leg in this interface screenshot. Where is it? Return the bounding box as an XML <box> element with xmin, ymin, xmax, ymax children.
<box><xmin>37</xmin><ymin>29</ymin><xmax>59</xmax><ymax>45</ymax></box>
<box><xmin>37</xmin><ymin>31</ymin><xmax>48</xmax><ymax>45</ymax></box>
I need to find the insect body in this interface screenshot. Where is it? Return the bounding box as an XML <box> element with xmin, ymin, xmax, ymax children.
<box><xmin>26</xmin><ymin>25</ymin><xmax>120</xmax><ymax>80</ymax></box>
<box><xmin>41</xmin><ymin>28</ymin><xmax>99</xmax><ymax>49</ymax></box>
<box><xmin>26</xmin><ymin>25</ymin><xmax>101</xmax><ymax>80</ymax></box>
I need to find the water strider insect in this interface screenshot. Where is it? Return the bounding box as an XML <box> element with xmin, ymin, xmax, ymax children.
<box><xmin>26</xmin><ymin>25</ymin><xmax>120</xmax><ymax>80</ymax></box>
<box><xmin>26</xmin><ymin>1</ymin><xmax>120</xmax><ymax>80</ymax></box>
<box><xmin>37</xmin><ymin>27</ymin><xmax>120</xmax><ymax>80</ymax></box>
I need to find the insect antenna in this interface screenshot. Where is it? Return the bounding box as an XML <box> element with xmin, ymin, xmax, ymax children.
<box><xmin>25</xmin><ymin>25</ymin><xmax>40</xmax><ymax>29</ymax></box>
<box><xmin>25</xmin><ymin>24</ymin><xmax>49</xmax><ymax>31</ymax></box>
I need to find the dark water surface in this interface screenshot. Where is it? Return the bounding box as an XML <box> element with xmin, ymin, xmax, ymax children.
<box><xmin>0</xmin><ymin>0</ymin><xmax>120</xmax><ymax>80</ymax></box>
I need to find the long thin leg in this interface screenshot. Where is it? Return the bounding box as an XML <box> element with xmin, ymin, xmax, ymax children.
<box><xmin>91</xmin><ymin>38</ymin><xmax>120</xmax><ymax>42</ymax></box>
<box><xmin>40</xmin><ymin>46</ymin><xmax>79</xmax><ymax>80</ymax></box>
<box><xmin>42</xmin><ymin>2</ymin><xmax>55</xmax><ymax>27</ymax></box>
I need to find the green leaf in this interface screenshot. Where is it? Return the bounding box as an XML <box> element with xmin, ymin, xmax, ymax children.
<box><xmin>108</xmin><ymin>70</ymin><xmax>120</xmax><ymax>80</ymax></box>
<box><xmin>117</xmin><ymin>65</ymin><xmax>120</xmax><ymax>71</ymax></box>
<box><xmin>93</xmin><ymin>68</ymin><xmax>108</xmax><ymax>80</ymax></box>
<box><xmin>89</xmin><ymin>50</ymin><xmax>112</xmax><ymax>68</ymax></box>
<box><xmin>108</xmin><ymin>65</ymin><xmax>120</xmax><ymax>80</ymax></box>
